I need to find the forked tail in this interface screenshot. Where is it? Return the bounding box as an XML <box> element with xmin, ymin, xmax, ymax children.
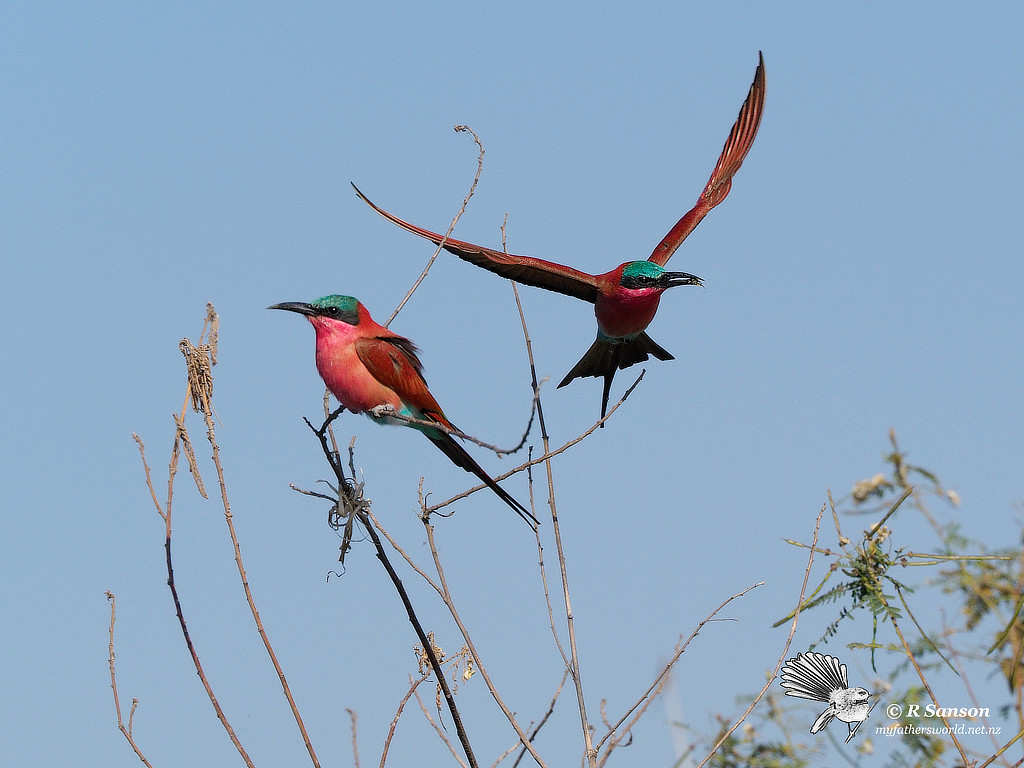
<box><xmin>557</xmin><ymin>333</ymin><xmax>674</xmax><ymax>423</ymax></box>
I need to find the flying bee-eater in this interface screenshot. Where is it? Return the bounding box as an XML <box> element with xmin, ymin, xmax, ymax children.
<box><xmin>353</xmin><ymin>52</ymin><xmax>765</xmax><ymax>421</ymax></box>
<box><xmin>270</xmin><ymin>294</ymin><xmax>538</xmax><ymax>528</ymax></box>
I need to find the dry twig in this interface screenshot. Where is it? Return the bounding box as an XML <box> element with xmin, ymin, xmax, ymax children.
<box><xmin>384</xmin><ymin>124</ymin><xmax>486</xmax><ymax>327</ymax></box>
<box><xmin>507</xmin><ymin>276</ymin><xmax>597</xmax><ymax>768</ymax></box>
<box><xmin>303</xmin><ymin>409</ymin><xmax>480</xmax><ymax>768</ymax></box>
<box><xmin>187</xmin><ymin>311</ymin><xmax>323</xmax><ymax>768</ymax></box>
<box><xmin>694</xmin><ymin>504</ymin><xmax>826</xmax><ymax>768</ymax></box>
<box><xmin>105</xmin><ymin>591</ymin><xmax>155</xmax><ymax>768</ymax></box>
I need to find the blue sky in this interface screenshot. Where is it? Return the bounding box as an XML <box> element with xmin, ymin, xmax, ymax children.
<box><xmin>3</xmin><ymin>3</ymin><xmax>1023</xmax><ymax>766</ymax></box>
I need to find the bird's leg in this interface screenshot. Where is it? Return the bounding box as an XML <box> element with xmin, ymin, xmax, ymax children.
<box><xmin>370</xmin><ymin>403</ymin><xmax>396</xmax><ymax>419</ymax></box>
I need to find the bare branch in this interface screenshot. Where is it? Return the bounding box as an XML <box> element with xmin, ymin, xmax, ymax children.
<box><xmin>421</xmin><ymin>521</ymin><xmax>550</xmax><ymax>768</ymax></box>
<box><xmin>596</xmin><ymin>582</ymin><xmax>764</xmax><ymax>765</ymax></box>
<box><xmin>414</xmin><ymin>686</ymin><xmax>468</xmax><ymax>768</ymax></box>
<box><xmin>131</xmin><ymin>435</ymin><xmax>166</xmax><ymax>525</ymax></box>
<box><xmin>365</xmin><ymin>510</ymin><xmax>442</xmax><ymax>595</ymax></box>
<box><xmin>303</xmin><ymin>410</ymin><xmax>481</xmax><ymax>768</ymax></box>
<box><xmin>146</xmin><ymin>325</ymin><xmax>257</xmax><ymax>767</ymax></box>
<box><xmin>422</xmin><ymin>371</ymin><xmax>644</xmax><ymax>515</ymax></box>
<box><xmin>385</xmin><ymin>125</ymin><xmax>486</xmax><ymax>327</ymax></box>
<box><xmin>105</xmin><ymin>591</ymin><xmax>155</xmax><ymax>768</ymax></box>
<box><xmin>512</xmin><ymin>668</ymin><xmax>570</xmax><ymax>768</ymax></box>
<box><xmin>508</xmin><ymin>275</ymin><xmax>596</xmax><ymax>768</ymax></box>
<box><xmin>695</xmin><ymin>504</ymin><xmax>826</xmax><ymax>768</ymax></box>
<box><xmin>888</xmin><ymin>592</ymin><xmax>970</xmax><ymax>764</ymax></box>
<box><xmin>189</xmin><ymin>308</ymin><xmax>323</xmax><ymax>768</ymax></box>
<box><xmin>381</xmin><ymin>672</ymin><xmax>431</xmax><ymax>768</ymax></box>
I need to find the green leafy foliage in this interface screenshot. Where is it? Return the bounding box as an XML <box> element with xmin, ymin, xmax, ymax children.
<box><xmin>682</xmin><ymin>432</ymin><xmax>1023</xmax><ymax>767</ymax></box>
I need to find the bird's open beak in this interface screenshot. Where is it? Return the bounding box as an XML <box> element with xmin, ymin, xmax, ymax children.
<box><xmin>663</xmin><ymin>271</ymin><xmax>703</xmax><ymax>288</ymax></box>
<box><xmin>268</xmin><ymin>301</ymin><xmax>316</xmax><ymax>316</ymax></box>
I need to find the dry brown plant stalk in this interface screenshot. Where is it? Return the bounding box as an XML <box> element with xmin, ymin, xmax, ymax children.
<box><xmin>126</xmin><ymin>307</ymin><xmax>319</xmax><ymax>767</ymax></box>
<box><xmin>133</xmin><ymin>423</ymin><xmax>256</xmax><ymax>767</ymax></box>
<box><xmin>105</xmin><ymin>591</ymin><xmax>155</xmax><ymax>768</ymax></box>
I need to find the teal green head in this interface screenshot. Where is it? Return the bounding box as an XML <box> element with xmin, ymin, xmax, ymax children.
<box><xmin>267</xmin><ymin>294</ymin><xmax>362</xmax><ymax>325</ymax></box>
<box><xmin>619</xmin><ymin>261</ymin><xmax>702</xmax><ymax>290</ymax></box>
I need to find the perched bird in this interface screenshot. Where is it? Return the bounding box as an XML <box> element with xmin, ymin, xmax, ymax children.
<box><xmin>270</xmin><ymin>294</ymin><xmax>538</xmax><ymax>528</ymax></box>
<box><xmin>780</xmin><ymin>651</ymin><xmax>875</xmax><ymax>743</ymax></box>
<box><xmin>352</xmin><ymin>52</ymin><xmax>765</xmax><ymax>421</ymax></box>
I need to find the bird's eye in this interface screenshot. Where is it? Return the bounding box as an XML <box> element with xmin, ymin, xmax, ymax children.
<box><xmin>326</xmin><ymin>306</ymin><xmax>339</xmax><ymax>315</ymax></box>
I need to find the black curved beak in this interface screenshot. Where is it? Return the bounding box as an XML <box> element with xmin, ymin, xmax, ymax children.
<box><xmin>268</xmin><ymin>301</ymin><xmax>316</xmax><ymax>316</ymax></box>
<box><xmin>663</xmin><ymin>271</ymin><xmax>703</xmax><ymax>288</ymax></box>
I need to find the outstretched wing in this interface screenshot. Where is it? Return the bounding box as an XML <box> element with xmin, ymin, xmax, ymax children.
<box><xmin>780</xmin><ymin>652</ymin><xmax>849</xmax><ymax>703</ymax></box>
<box><xmin>353</xmin><ymin>183</ymin><xmax>602</xmax><ymax>304</ymax></box>
<box><xmin>354</xmin><ymin>335</ymin><xmax>449</xmax><ymax>423</ymax></box>
<box><xmin>648</xmin><ymin>51</ymin><xmax>766</xmax><ymax>267</ymax></box>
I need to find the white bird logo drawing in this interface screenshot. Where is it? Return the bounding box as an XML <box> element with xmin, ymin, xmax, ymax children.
<box><xmin>780</xmin><ymin>651</ymin><xmax>875</xmax><ymax>743</ymax></box>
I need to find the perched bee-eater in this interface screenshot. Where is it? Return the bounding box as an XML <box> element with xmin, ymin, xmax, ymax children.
<box><xmin>270</xmin><ymin>295</ymin><xmax>537</xmax><ymax>528</ymax></box>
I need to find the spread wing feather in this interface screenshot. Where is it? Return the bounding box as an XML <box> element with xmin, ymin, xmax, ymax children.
<box><xmin>648</xmin><ymin>52</ymin><xmax>766</xmax><ymax>266</ymax></box>
<box><xmin>353</xmin><ymin>183</ymin><xmax>601</xmax><ymax>304</ymax></box>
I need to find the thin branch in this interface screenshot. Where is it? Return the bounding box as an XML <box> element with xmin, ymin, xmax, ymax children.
<box><xmin>376</xmin><ymin>393</ymin><xmax>539</xmax><ymax>458</ymax></box>
<box><xmin>384</xmin><ymin>124</ymin><xmax>486</xmax><ymax>327</ymax></box>
<box><xmin>414</xmin><ymin>686</ymin><xmax>468</xmax><ymax>768</ymax></box>
<box><xmin>531</xmin><ymin>474</ymin><xmax>570</xmax><ymax>670</ymax></box>
<box><xmin>864</xmin><ymin>485</ymin><xmax>913</xmax><ymax>541</ymax></box>
<box><xmin>135</xmin><ymin>420</ymin><xmax>256</xmax><ymax>767</ymax></box>
<box><xmin>940</xmin><ymin>614</ymin><xmax>1004</xmax><ymax>756</ymax></box>
<box><xmin>131</xmin><ymin>434</ymin><xmax>165</xmax><ymax>524</ymax></box>
<box><xmin>184</xmin><ymin>322</ymin><xmax>323</xmax><ymax>768</ymax></box>
<box><xmin>304</xmin><ymin>410</ymin><xmax>480</xmax><ymax>768</ymax></box>
<box><xmin>422</xmin><ymin>372</ymin><xmax>644</xmax><ymax>515</ymax></box>
<box><xmin>380</xmin><ymin>672</ymin><xmax>431</xmax><ymax>768</ymax></box>
<box><xmin>512</xmin><ymin>669</ymin><xmax>570</xmax><ymax>768</ymax></box>
<box><xmin>503</xmin><ymin>279</ymin><xmax>568</xmax><ymax>683</ymax></box>
<box><xmin>695</xmin><ymin>503</ymin><xmax>826</xmax><ymax>768</ymax></box>
<box><xmin>366</xmin><ymin>510</ymin><xmax>442</xmax><ymax>595</ymax></box>
<box><xmin>506</xmin><ymin>277</ymin><xmax>595</xmax><ymax>768</ymax></box>
<box><xmin>977</xmin><ymin>728</ymin><xmax>1024</xmax><ymax>768</ymax></box>
<box><xmin>491</xmin><ymin>741</ymin><xmax>525</xmax><ymax>768</ymax></box>
<box><xmin>595</xmin><ymin>583</ymin><xmax>764</xmax><ymax>765</ymax></box>
<box><xmin>362</xmin><ymin>515</ymin><xmax>479</xmax><ymax>768</ymax></box>
<box><xmin>168</xmin><ymin>480</ymin><xmax>255</xmax><ymax>763</ymax></box>
<box><xmin>422</xmin><ymin>521</ymin><xmax>549</xmax><ymax>768</ymax></box>
<box><xmin>889</xmin><ymin>609</ymin><xmax>970</xmax><ymax>764</ymax></box>
<box><xmin>105</xmin><ymin>591</ymin><xmax>155</xmax><ymax>768</ymax></box>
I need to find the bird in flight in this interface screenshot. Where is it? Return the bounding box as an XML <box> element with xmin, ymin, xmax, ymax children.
<box><xmin>270</xmin><ymin>294</ymin><xmax>538</xmax><ymax>528</ymax></box>
<box><xmin>353</xmin><ymin>52</ymin><xmax>765</xmax><ymax>422</ymax></box>
<box><xmin>780</xmin><ymin>651</ymin><xmax>875</xmax><ymax>743</ymax></box>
